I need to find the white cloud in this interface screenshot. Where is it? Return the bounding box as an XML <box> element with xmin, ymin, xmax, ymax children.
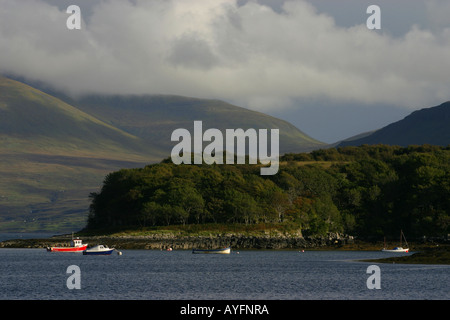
<box><xmin>0</xmin><ymin>0</ymin><xmax>449</xmax><ymax>111</ymax></box>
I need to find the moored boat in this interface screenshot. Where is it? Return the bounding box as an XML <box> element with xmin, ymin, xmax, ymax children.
<box><xmin>47</xmin><ymin>237</ymin><xmax>87</xmax><ymax>252</ymax></box>
<box><xmin>83</xmin><ymin>244</ymin><xmax>115</xmax><ymax>255</ymax></box>
<box><xmin>192</xmin><ymin>247</ymin><xmax>231</xmax><ymax>254</ymax></box>
<box><xmin>381</xmin><ymin>247</ymin><xmax>409</xmax><ymax>253</ymax></box>
<box><xmin>382</xmin><ymin>230</ymin><xmax>409</xmax><ymax>253</ymax></box>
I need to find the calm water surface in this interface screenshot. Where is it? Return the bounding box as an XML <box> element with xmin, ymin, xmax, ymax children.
<box><xmin>0</xmin><ymin>246</ymin><xmax>448</xmax><ymax>300</ymax></box>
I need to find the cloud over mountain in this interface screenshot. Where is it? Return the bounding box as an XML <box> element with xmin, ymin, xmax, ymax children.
<box><xmin>1</xmin><ymin>0</ymin><xmax>449</xmax><ymax>114</ymax></box>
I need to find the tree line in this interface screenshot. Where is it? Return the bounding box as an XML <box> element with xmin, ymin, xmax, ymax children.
<box><xmin>86</xmin><ymin>144</ymin><xmax>450</xmax><ymax>238</ymax></box>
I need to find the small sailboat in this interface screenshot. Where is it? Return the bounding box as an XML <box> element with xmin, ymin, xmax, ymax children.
<box><xmin>192</xmin><ymin>247</ymin><xmax>231</xmax><ymax>254</ymax></box>
<box><xmin>382</xmin><ymin>230</ymin><xmax>409</xmax><ymax>253</ymax></box>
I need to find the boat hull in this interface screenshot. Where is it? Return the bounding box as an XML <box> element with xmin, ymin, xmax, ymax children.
<box><xmin>192</xmin><ymin>247</ymin><xmax>231</xmax><ymax>254</ymax></box>
<box><xmin>47</xmin><ymin>245</ymin><xmax>88</xmax><ymax>252</ymax></box>
<box><xmin>83</xmin><ymin>249</ymin><xmax>114</xmax><ymax>255</ymax></box>
<box><xmin>382</xmin><ymin>248</ymin><xmax>409</xmax><ymax>253</ymax></box>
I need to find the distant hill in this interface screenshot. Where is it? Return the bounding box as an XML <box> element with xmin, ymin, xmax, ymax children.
<box><xmin>338</xmin><ymin>102</ymin><xmax>450</xmax><ymax>147</ymax></box>
<box><xmin>7</xmin><ymin>75</ymin><xmax>325</xmax><ymax>154</ymax></box>
<box><xmin>51</xmin><ymin>94</ymin><xmax>325</xmax><ymax>155</ymax></box>
<box><xmin>0</xmin><ymin>77</ymin><xmax>160</xmax><ymax>232</ymax></box>
<box><xmin>0</xmin><ymin>77</ymin><xmax>165</xmax><ymax>158</ymax></box>
<box><xmin>0</xmin><ymin>76</ymin><xmax>324</xmax><ymax>232</ymax></box>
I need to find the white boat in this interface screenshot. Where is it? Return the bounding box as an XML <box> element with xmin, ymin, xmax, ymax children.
<box><xmin>382</xmin><ymin>247</ymin><xmax>409</xmax><ymax>253</ymax></box>
<box><xmin>192</xmin><ymin>247</ymin><xmax>231</xmax><ymax>254</ymax></box>
<box><xmin>83</xmin><ymin>244</ymin><xmax>115</xmax><ymax>255</ymax></box>
<box><xmin>382</xmin><ymin>230</ymin><xmax>409</xmax><ymax>253</ymax></box>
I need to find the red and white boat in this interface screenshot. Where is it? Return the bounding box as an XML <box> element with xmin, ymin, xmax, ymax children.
<box><xmin>47</xmin><ymin>237</ymin><xmax>88</xmax><ymax>252</ymax></box>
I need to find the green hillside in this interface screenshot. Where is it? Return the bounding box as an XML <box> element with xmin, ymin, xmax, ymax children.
<box><xmin>0</xmin><ymin>77</ymin><xmax>163</xmax><ymax>232</ymax></box>
<box><xmin>86</xmin><ymin>145</ymin><xmax>450</xmax><ymax>239</ymax></box>
<box><xmin>0</xmin><ymin>77</ymin><xmax>166</xmax><ymax>157</ymax></box>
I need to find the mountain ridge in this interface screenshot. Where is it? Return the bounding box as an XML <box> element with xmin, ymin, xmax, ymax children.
<box><xmin>71</xmin><ymin>94</ymin><xmax>325</xmax><ymax>155</ymax></box>
<box><xmin>0</xmin><ymin>76</ymin><xmax>164</xmax><ymax>159</ymax></box>
<box><xmin>337</xmin><ymin>101</ymin><xmax>450</xmax><ymax>147</ymax></box>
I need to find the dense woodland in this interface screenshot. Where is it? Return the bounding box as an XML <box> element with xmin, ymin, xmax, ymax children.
<box><xmin>86</xmin><ymin>145</ymin><xmax>450</xmax><ymax>239</ymax></box>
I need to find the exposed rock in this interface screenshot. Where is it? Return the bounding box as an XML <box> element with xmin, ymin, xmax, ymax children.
<box><xmin>0</xmin><ymin>233</ymin><xmax>354</xmax><ymax>250</ymax></box>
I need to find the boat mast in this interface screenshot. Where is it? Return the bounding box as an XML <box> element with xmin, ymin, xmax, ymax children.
<box><xmin>401</xmin><ymin>230</ymin><xmax>408</xmax><ymax>248</ymax></box>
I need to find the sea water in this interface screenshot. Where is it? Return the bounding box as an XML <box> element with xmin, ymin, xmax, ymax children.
<box><xmin>0</xmin><ymin>246</ymin><xmax>448</xmax><ymax>300</ymax></box>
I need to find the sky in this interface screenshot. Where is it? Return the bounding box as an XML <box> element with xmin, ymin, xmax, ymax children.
<box><xmin>1</xmin><ymin>0</ymin><xmax>449</xmax><ymax>143</ymax></box>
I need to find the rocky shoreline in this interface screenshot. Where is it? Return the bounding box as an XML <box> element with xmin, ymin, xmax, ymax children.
<box><xmin>0</xmin><ymin>232</ymin><xmax>355</xmax><ymax>250</ymax></box>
